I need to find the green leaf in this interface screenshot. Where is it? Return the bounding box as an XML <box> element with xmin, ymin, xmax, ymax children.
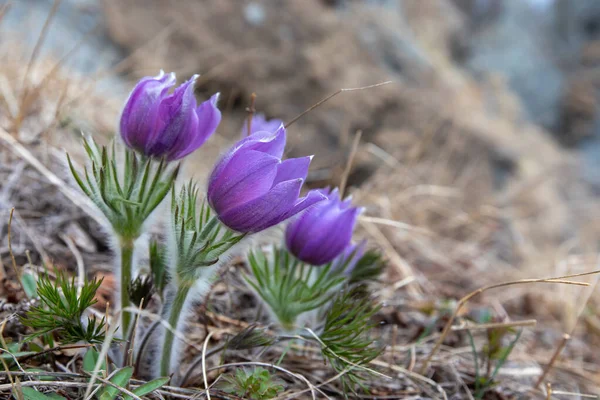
<box><xmin>19</xmin><ymin>387</ymin><xmax>61</xmax><ymax>400</ymax></box>
<box><xmin>21</xmin><ymin>273</ymin><xmax>37</xmax><ymax>299</ymax></box>
<box><xmin>123</xmin><ymin>377</ymin><xmax>169</xmax><ymax>399</ymax></box>
<box><xmin>82</xmin><ymin>348</ymin><xmax>106</xmax><ymax>374</ymax></box>
<box><xmin>98</xmin><ymin>367</ymin><xmax>133</xmax><ymax>400</ymax></box>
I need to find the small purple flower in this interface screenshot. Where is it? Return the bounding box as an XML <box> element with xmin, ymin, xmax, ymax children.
<box><xmin>285</xmin><ymin>188</ymin><xmax>363</xmax><ymax>266</ymax></box>
<box><xmin>207</xmin><ymin>124</ymin><xmax>325</xmax><ymax>233</ymax></box>
<box><xmin>120</xmin><ymin>71</ymin><xmax>221</xmax><ymax>161</ymax></box>
<box><xmin>240</xmin><ymin>114</ymin><xmax>284</xmax><ymax>138</ymax></box>
<box><xmin>332</xmin><ymin>240</ymin><xmax>367</xmax><ymax>275</ymax></box>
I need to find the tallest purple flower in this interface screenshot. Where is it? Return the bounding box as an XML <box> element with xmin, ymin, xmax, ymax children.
<box><xmin>207</xmin><ymin>124</ymin><xmax>325</xmax><ymax>233</ymax></box>
<box><xmin>120</xmin><ymin>71</ymin><xmax>221</xmax><ymax>161</ymax></box>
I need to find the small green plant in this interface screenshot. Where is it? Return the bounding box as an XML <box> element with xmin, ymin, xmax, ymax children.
<box><xmin>245</xmin><ymin>247</ymin><xmax>345</xmax><ymax>331</ymax></box>
<box><xmin>468</xmin><ymin>326</ymin><xmax>523</xmax><ymax>399</ymax></box>
<box><xmin>218</xmin><ymin>367</ymin><xmax>284</xmax><ymax>400</ymax></box>
<box><xmin>320</xmin><ymin>288</ymin><xmax>383</xmax><ymax>395</ymax></box>
<box><xmin>21</xmin><ymin>271</ymin><xmax>106</xmax><ymax>344</ymax></box>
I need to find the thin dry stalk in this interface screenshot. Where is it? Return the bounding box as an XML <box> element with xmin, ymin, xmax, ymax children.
<box><xmin>339</xmin><ymin>130</ymin><xmax>362</xmax><ymax>197</ymax></box>
<box><xmin>534</xmin><ymin>334</ymin><xmax>571</xmax><ymax>389</ymax></box>
<box><xmin>245</xmin><ymin>92</ymin><xmax>257</xmax><ymax>137</ymax></box>
<box><xmin>451</xmin><ymin>319</ymin><xmax>537</xmax><ymax>332</ymax></box>
<box><xmin>418</xmin><ymin>270</ymin><xmax>600</xmax><ymax>374</ymax></box>
<box><xmin>201</xmin><ymin>330</ymin><xmax>215</xmax><ymax>400</ymax></box>
<box><xmin>284</xmin><ymin>81</ymin><xmax>393</xmax><ymax>128</ymax></box>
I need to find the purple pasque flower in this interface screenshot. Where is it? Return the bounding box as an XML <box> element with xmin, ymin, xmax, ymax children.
<box><xmin>285</xmin><ymin>188</ymin><xmax>363</xmax><ymax>266</ymax></box>
<box><xmin>207</xmin><ymin>124</ymin><xmax>325</xmax><ymax>233</ymax></box>
<box><xmin>332</xmin><ymin>240</ymin><xmax>367</xmax><ymax>275</ymax></box>
<box><xmin>240</xmin><ymin>114</ymin><xmax>284</xmax><ymax>138</ymax></box>
<box><xmin>120</xmin><ymin>71</ymin><xmax>221</xmax><ymax>161</ymax></box>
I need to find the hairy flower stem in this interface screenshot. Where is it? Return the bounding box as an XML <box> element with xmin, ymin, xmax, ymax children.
<box><xmin>120</xmin><ymin>239</ymin><xmax>135</xmax><ymax>339</ymax></box>
<box><xmin>160</xmin><ymin>284</ymin><xmax>191</xmax><ymax>377</ymax></box>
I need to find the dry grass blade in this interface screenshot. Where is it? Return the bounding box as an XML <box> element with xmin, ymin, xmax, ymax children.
<box><xmin>7</xmin><ymin>208</ymin><xmax>22</xmax><ymax>290</ymax></box>
<box><xmin>201</xmin><ymin>331</ymin><xmax>215</xmax><ymax>400</ymax></box>
<box><xmin>339</xmin><ymin>130</ymin><xmax>362</xmax><ymax>197</ymax></box>
<box><xmin>534</xmin><ymin>334</ymin><xmax>570</xmax><ymax>389</ymax></box>
<box><xmin>284</xmin><ymin>81</ymin><xmax>393</xmax><ymax>128</ymax></box>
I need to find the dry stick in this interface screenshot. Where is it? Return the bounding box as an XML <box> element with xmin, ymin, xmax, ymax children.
<box><xmin>418</xmin><ymin>270</ymin><xmax>600</xmax><ymax>375</ymax></box>
<box><xmin>7</xmin><ymin>208</ymin><xmax>22</xmax><ymax>290</ymax></box>
<box><xmin>15</xmin><ymin>344</ymin><xmax>92</xmax><ymax>363</ymax></box>
<box><xmin>284</xmin><ymin>81</ymin><xmax>393</xmax><ymax>129</ymax></box>
<box><xmin>552</xmin><ymin>391</ymin><xmax>598</xmax><ymax>399</ymax></box>
<box><xmin>246</xmin><ymin>92</ymin><xmax>257</xmax><ymax>136</ymax></box>
<box><xmin>451</xmin><ymin>319</ymin><xmax>537</xmax><ymax>332</ymax></box>
<box><xmin>339</xmin><ymin>130</ymin><xmax>362</xmax><ymax>198</ymax></box>
<box><xmin>534</xmin><ymin>334</ymin><xmax>571</xmax><ymax>389</ymax></box>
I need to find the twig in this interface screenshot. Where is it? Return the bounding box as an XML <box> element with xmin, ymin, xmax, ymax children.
<box><xmin>339</xmin><ymin>130</ymin><xmax>362</xmax><ymax>197</ymax></box>
<box><xmin>246</xmin><ymin>93</ymin><xmax>257</xmax><ymax>137</ymax></box>
<box><xmin>534</xmin><ymin>334</ymin><xmax>570</xmax><ymax>389</ymax></box>
<box><xmin>418</xmin><ymin>270</ymin><xmax>600</xmax><ymax>374</ymax></box>
<box><xmin>451</xmin><ymin>319</ymin><xmax>537</xmax><ymax>332</ymax></box>
<box><xmin>284</xmin><ymin>81</ymin><xmax>393</xmax><ymax>128</ymax></box>
<box><xmin>15</xmin><ymin>344</ymin><xmax>92</xmax><ymax>363</ymax></box>
<box><xmin>552</xmin><ymin>390</ymin><xmax>598</xmax><ymax>399</ymax></box>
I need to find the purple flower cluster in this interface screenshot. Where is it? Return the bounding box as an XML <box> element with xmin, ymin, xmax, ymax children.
<box><xmin>120</xmin><ymin>73</ymin><xmax>366</xmax><ymax>264</ymax></box>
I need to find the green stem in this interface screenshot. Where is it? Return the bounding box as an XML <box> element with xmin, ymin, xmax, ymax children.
<box><xmin>160</xmin><ymin>284</ymin><xmax>191</xmax><ymax>377</ymax></box>
<box><xmin>120</xmin><ymin>239</ymin><xmax>135</xmax><ymax>338</ymax></box>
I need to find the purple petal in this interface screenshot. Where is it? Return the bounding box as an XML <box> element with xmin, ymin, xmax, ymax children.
<box><xmin>248</xmin><ymin>124</ymin><xmax>286</xmax><ymax>158</ymax></box>
<box><xmin>119</xmin><ymin>71</ymin><xmax>176</xmax><ymax>150</ymax></box>
<box><xmin>271</xmin><ymin>189</ymin><xmax>327</xmax><ymax>232</ymax></box>
<box><xmin>145</xmin><ymin>75</ymin><xmax>198</xmax><ymax>157</ymax></box>
<box><xmin>297</xmin><ymin>207</ymin><xmax>359</xmax><ymax>265</ymax></box>
<box><xmin>169</xmin><ymin>93</ymin><xmax>222</xmax><ymax>160</ymax></box>
<box><xmin>209</xmin><ymin>150</ymin><xmax>279</xmax><ymax>214</ymax></box>
<box><xmin>208</xmin><ymin>126</ymin><xmax>286</xmax><ymax>196</ymax></box>
<box><xmin>273</xmin><ymin>156</ymin><xmax>312</xmax><ymax>186</ymax></box>
<box><xmin>218</xmin><ymin>179</ymin><xmax>304</xmax><ymax>233</ymax></box>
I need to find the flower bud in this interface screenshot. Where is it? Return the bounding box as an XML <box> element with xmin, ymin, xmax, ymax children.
<box><xmin>285</xmin><ymin>188</ymin><xmax>362</xmax><ymax>266</ymax></box>
<box><xmin>207</xmin><ymin>124</ymin><xmax>324</xmax><ymax>232</ymax></box>
<box><xmin>120</xmin><ymin>71</ymin><xmax>221</xmax><ymax>161</ymax></box>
